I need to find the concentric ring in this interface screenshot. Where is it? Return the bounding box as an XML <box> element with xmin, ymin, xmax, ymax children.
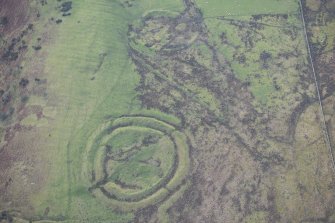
<box><xmin>82</xmin><ymin>115</ymin><xmax>190</xmax><ymax>211</ymax></box>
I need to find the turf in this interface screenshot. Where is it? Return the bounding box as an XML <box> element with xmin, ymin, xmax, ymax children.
<box><xmin>26</xmin><ymin>0</ymin><xmax>185</xmax><ymax>221</ymax></box>
<box><xmin>195</xmin><ymin>0</ymin><xmax>299</xmax><ymax>17</ymax></box>
<box><xmin>1</xmin><ymin>0</ymin><xmax>335</xmax><ymax>222</ymax></box>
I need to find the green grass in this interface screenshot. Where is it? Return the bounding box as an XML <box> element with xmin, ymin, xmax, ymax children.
<box><xmin>203</xmin><ymin>13</ymin><xmax>309</xmax><ymax>108</ymax></box>
<box><xmin>101</xmin><ymin>133</ymin><xmax>176</xmax><ymax>201</ymax></box>
<box><xmin>82</xmin><ymin>115</ymin><xmax>189</xmax><ymax>211</ymax></box>
<box><xmin>92</xmin><ymin>186</ymin><xmax>170</xmax><ymax>212</ymax></box>
<box><xmin>166</xmin><ymin>132</ymin><xmax>190</xmax><ymax>190</ymax></box>
<box><xmin>112</xmin><ymin>116</ymin><xmax>176</xmax><ymax>133</ymax></box>
<box><xmin>192</xmin><ymin>42</ymin><xmax>214</xmax><ymax>69</ymax></box>
<box><xmin>198</xmin><ymin>0</ymin><xmax>305</xmax><ymax>111</ymax></box>
<box><xmin>101</xmin><ymin>126</ymin><xmax>162</xmax><ymax>149</ymax></box>
<box><xmin>195</xmin><ymin>0</ymin><xmax>299</xmax><ymax>17</ymax></box>
<box><xmin>129</xmin><ymin>109</ymin><xmax>181</xmax><ymax>126</ymax></box>
<box><xmin>82</xmin><ymin>123</ymin><xmax>177</xmax><ymax>209</ymax></box>
<box><xmin>6</xmin><ymin>0</ymin><xmax>331</xmax><ymax>221</ymax></box>
<box><xmin>27</xmin><ymin>0</ymin><xmax>185</xmax><ymax>221</ymax></box>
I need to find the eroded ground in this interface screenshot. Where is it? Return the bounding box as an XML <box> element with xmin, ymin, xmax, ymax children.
<box><xmin>0</xmin><ymin>0</ymin><xmax>335</xmax><ymax>222</ymax></box>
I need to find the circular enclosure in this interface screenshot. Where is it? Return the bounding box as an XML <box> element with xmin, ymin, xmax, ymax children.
<box><xmin>83</xmin><ymin>115</ymin><xmax>190</xmax><ymax>211</ymax></box>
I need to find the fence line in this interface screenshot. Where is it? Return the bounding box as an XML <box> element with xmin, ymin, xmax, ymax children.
<box><xmin>298</xmin><ymin>0</ymin><xmax>335</xmax><ymax>175</ymax></box>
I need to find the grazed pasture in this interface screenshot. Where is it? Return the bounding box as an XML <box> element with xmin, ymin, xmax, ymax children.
<box><xmin>0</xmin><ymin>0</ymin><xmax>335</xmax><ymax>222</ymax></box>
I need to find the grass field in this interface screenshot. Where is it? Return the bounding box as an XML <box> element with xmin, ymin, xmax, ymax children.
<box><xmin>23</xmin><ymin>0</ymin><xmax>186</xmax><ymax>221</ymax></box>
<box><xmin>195</xmin><ymin>0</ymin><xmax>299</xmax><ymax>16</ymax></box>
<box><xmin>1</xmin><ymin>0</ymin><xmax>335</xmax><ymax>222</ymax></box>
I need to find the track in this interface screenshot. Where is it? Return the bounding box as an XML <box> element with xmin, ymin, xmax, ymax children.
<box><xmin>298</xmin><ymin>0</ymin><xmax>335</xmax><ymax>175</ymax></box>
